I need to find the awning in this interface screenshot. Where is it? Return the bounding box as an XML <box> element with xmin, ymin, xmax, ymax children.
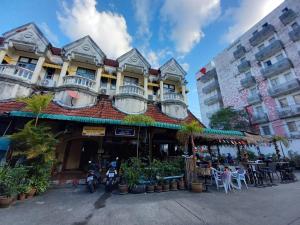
<box><xmin>43</xmin><ymin>63</ymin><xmax>62</xmax><ymax>70</ymax></box>
<box><xmin>67</xmin><ymin>90</ymin><xmax>79</xmax><ymax>99</ymax></box>
<box><xmin>0</xmin><ymin>137</ymin><xmax>10</xmax><ymax>151</ymax></box>
<box><xmin>148</xmin><ymin>82</ymin><xmax>159</xmax><ymax>87</ymax></box>
<box><xmin>3</xmin><ymin>55</ymin><xmax>15</xmax><ymax>64</ymax></box>
<box><xmin>102</xmin><ymin>73</ymin><xmax>117</xmax><ymax>79</ymax></box>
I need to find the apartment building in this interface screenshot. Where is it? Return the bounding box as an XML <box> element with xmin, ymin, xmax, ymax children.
<box><xmin>197</xmin><ymin>0</ymin><xmax>300</xmax><ymax>149</ymax></box>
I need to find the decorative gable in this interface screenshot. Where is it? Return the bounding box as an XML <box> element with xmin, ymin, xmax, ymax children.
<box><xmin>63</xmin><ymin>36</ymin><xmax>106</xmax><ymax>65</ymax></box>
<box><xmin>160</xmin><ymin>58</ymin><xmax>187</xmax><ymax>80</ymax></box>
<box><xmin>117</xmin><ymin>48</ymin><xmax>150</xmax><ymax>74</ymax></box>
<box><xmin>2</xmin><ymin>23</ymin><xmax>49</xmax><ymax>53</ymax></box>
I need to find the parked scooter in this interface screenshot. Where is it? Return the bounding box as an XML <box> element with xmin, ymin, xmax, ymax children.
<box><xmin>86</xmin><ymin>161</ymin><xmax>101</xmax><ymax>193</ymax></box>
<box><xmin>105</xmin><ymin>167</ymin><xmax>117</xmax><ymax>192</ymax></box>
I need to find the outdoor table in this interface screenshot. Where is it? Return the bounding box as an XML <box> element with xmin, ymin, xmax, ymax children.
<box><xmin>197</xmin><ymin>167</ymin><xmax>211</xmax><ymax>192</ymax></box>
<box><xmin>247</xmin><ymin>162</ymin><xmax>266</xmax><ymax>187</ymax></box>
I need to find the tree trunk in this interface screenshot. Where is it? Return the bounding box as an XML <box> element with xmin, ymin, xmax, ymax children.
<box><xmin>137</xmin><ymin>126</ymin><xmax>140</xmax><ymax>158</ymax></box>
<box><xmin>35</xmin><ymin>107</ymin><xmax>42</xmax><ymax>127</ymax></box>
<box><xmin>191</xmin><ymin>135</ymin><xmax>196</xmax><ymax>158</ymax></box>
<box><xmin>148</xmin><ymin>128</ymin><xmax>153</xmax><ymax>162</ymax></box>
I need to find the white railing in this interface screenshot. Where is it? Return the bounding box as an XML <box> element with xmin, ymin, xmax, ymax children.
<box><xmin>119</xmin><ymin>85</ymin><xmax>144</xmax><ymax>97</ymax></box>
<box><xmin>0</xmin><ymin>64</ymin><xmax>33</xmax><ymax>82</ymax></box>
<box><xmin>39</xmin><ymin>79</ymin><xmax>56</xmax><ymax>87</ymax></box>
<box><xmin>164</xmin><ymin>92</ymin><xmax>184</xmax><ymax>102</ymax></box>
<box><xmin>63</xmin><ymin>75</ymin><xmax>96</xmax><ymax>89</ymax></box>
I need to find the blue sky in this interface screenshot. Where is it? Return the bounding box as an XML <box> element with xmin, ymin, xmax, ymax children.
<box><xmin>0</xmin><ymin>0</ymin><xmax>284</xmax><ymax>119</ymax></box>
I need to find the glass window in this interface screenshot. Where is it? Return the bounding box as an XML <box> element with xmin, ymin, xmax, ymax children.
<box><xmin>258</xmin><ymin>44</ymin><xmax>265</xmax><ymax>51</ymax></box>
<box><xmin>76</xmin><ymin>67</ymin><xmax>95</xmax><ymax>80</ymax></box>
<box><xmin>287</xmin><ymin>121</ymin><xmax>298</xmax><ymax>132</ymax></box>
<box><xmin>291</xmin><ymin>22</ymin><xmax>299</xmax><ymax>30</ymax></box>
<box><xmin>17</xmin><ymin>57</ymin><xmax>37</xmax><ymax>71</ymax></box>
<box><xmin>264</xmin><ymin>60</ymin><xmax>272</xmax><ymax>67</ymax></box>
<box><xmin>45</xmin><ymin>68</ymin><xmax>55</xmax><ymax>80</ymax></box>
<box><xmin>271</xmin><ymin>77</ymin><xmax>279</xmax><ymax>87</ymax></box>
<box><xmin>261</xmin><ymin>125</ymin><xmax>271</xmax><ymax>135</ymax></box>
<box><xmin>276</xmin><ymin>53</ymin><xmax>284</xmax><ymax>61</ymax></box>
<box><xmin>163</xmin><ymin>83</ymin><xmax>175</xmax><ymax>93</ymax></box>
<box><xmin>110</xmin><ymin>79</ymin><xmax>116</xmax><ymax>90</ymax></box>
<box><xmin>100</xmin><ymin>77</ymin><xmax>108</xmax><ymax>88</ymax></box>
<box><xmin>279</xmin><ymin>98</ymin><xmax>288</xmax><ymax>108</ymax></box>
<box><xmin>293</xmin><ymin>94</ymin><xmax>300</xmax><ymax>105</ymax></box>
<box><xmin>249</xmin><ymin>87</ymin><xmax>257</xmax><ymax>96</ymax></box>
<box><xmin>268</xmin><ymin>37</ymin><xmax>276</xmax><ymax>43</ymax></box>
<box><xmin>124</xmin><ymin>76</ymin><xmax>138</xmax><ymax>85</ymax></box>
<box><xmin>255</xmin><ymin>105</ymin><xmax>263</xmax><ymax>114</ymax></box>
<box><xmin>284</xmin><ymin>72</ymin><xmax>292</xmax><ymax>81</ymax></box>
<box><xmin>19</xmin><ymin>57</ymin><xmax>29</xmax><ymax>63</ymax></box>
<box><xmin>240</xmin><ymin>57</ymin><xmax>246</xmax><ymax>62</ymax></box>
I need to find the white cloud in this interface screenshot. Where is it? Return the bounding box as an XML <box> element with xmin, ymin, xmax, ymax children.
<box><xmin>223</xmin><ymin>0</ymin><xmax>284</xmax><ymax>43</ymax></box>
<box><xmin>160</xmin><ymin>0</ymin><xmax>221</xmax><ymax>54</ymax></box>
<box><xmin>181</xmin><ymin>62</ymin><xmax>190</xmax><ymax>72</ymax></box>
<box><xmin>40</xmin><ymin>22</ymin><xmax>59</xmax><ymax>45</ymax></box>
<box><xmin>144</xmin><ymin>49</ymin><xmax>173</xmax><ymax>68</ymax></box>
<box><xmin>132</xmin><ymin>0</ymin><xmax>152</xmax><ymax>41</ymax></box>
<box><xmin>57</xmin><ymin>0</ymin><xmax>132</xmax><ymax>58</ymax></box>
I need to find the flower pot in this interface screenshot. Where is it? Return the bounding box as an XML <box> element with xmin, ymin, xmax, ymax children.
<box><xmin>155</xmin><ymin>185</ymin><xmax>162</xmax><ymax>193</ymax></box>
<box><xmin>26</xmin><ymin>188</ymin><xmax>37</xmax><ymax>198</ymax></box>
<box><xmin>131</xmin><ymin>184</ymin><xmax>145</xmax><ymax>194</ymax></box>
<box><xmin>178</xmin><ymin>180</ymin><xmax>185</xmax><ymax>190</ymax></box>
<box><xmin>146</xmin><ymin>185</ymin><xmax>155</xmax><ymax>193</ymax></box>
<box><xmin>191</xmin><ymin>182</ymin><xmax>203</xmax><ymax>193</ymax></box>
<box><xmin>119</xmin><ymin>184</ymin><xmax>128</xmax><ymax>195</ymax></box>
<box><xmin>0</xmin><ymin>196</ymin><xmax>13</xmax><ymax>208</ymax></box>
<box><xmin>170</xmin><ymin>181</ymin><xmax>178</xmax><ymax>191</ymax></box>
<box><xmin>18</xmin><ymin>193</ymin><xmax>26</xmax><ymax>201</ymax></box>
<box><xmin>162</xmin><ymin>184</ymin><xmax>170</xmax><ymax>192</ymax></box>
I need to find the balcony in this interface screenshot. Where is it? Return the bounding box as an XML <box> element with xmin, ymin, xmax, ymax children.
<box><xmin>39</xmin><ymin>79</ymin><xmax>56</xmax><ymax>87</ymax></box>
<box><xmin>202</xmin><ymin>80</ymin><xmax>219</xmax><ymax>94</ymax></box>
<box><xmin>268</xmin><ymin>79</ymin><xmax>300</xmax><ymax>97</ymax></box>
<box><xmin>63</xmin><ymin>75</ymin><xmax>96</xmax><ymax>90</ymax></box>
<box><xmin>163</xmin><ymin>92</ymin><xmax>184</xmax><ymax>103</ymax></box>
<box><xmin>289</xmin><ymin>26</ymin><xmax>300</xmax><ymax>42</ymax></box>
<box><xmin>249</xmin><ymin>24</ymin><xmax>275</xmax><ymax>46</ymax></box>
<box><xmin>204</xmin><ymin>93</ymin><xmax>222</xmax><ymax>106</ymax></box>
<box><xmin>277</xmin><ymin>104</ymin><xmax>300</xmax><ymax>119</ymax></box>
<box><xmin>255</xmin><ymin>40</ymin><xmax>283</xmax><ymax>61</ymax></box>
<box><xmin>198</xmin><ymin>68</ymin><xmax>217</xmax><ymax>83</ymax></box>
<box><xmin>247</xmin><ymin>93</ymin><xmax>262</xmax><ymax>105</ymax></box>
<box><xmin>261</xmin><ymin>58</ymin><xmax>293</xmax><ymax>79</ymax></box>
<box><xmin>119</xmin><ymin>84</ymin><xmax>144</xmax><ymax>97</ymax></box>
<box><xmin>237</xmin><ymin>61</ymin><xmax>251</xmax><ymax>73</ymax></box>
<box><xmin>0</xmin><ymin>64</ymin><xmax>33</xmax><ymax>82</ymax></box>
<box><xmin>251</xmin><ymin>112</ymin><xmax>269</xmax><ymax>124</ymax></box>
<box><xmin>233</xmin><ymin>46</ymin><xmax>246</xmax><ymax>60</ymax></box>
<box><xmin>279</xmin><ymin>9</ymin><xmax>296</xmax><ymax>25</ymax></box>
<box><xmin>240</xmin><ymin>75</ymin><xmax>256</xmax><ymax>88</ymax></box>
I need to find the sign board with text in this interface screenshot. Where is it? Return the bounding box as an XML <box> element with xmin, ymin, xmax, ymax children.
<box><xmin>82</xmin><ymin>126</ymin><xmax>106</xmax><ymax>136</ymax></box>
<box><xmin>115</xmin><ymin>127</ymin><xmax>135</xmax><ymax>136</ymax></box>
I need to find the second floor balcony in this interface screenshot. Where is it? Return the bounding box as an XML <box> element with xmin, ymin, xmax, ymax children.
<box><xmin>63</xmin><ymin>75</ymin><xmax>96</xmax><ymax>90</ymax></box>
<box><xmin>289</xmin><ymin>26</ymin><xmax>300</xmax><ymax>42</ymax></box>
<box><xmin>247</xmin><ymin>92</ymin><xmax>262</xmax><ymax>105</ymax></box>
<box><xmin>268</xmin><ymin>79</ymin><xmax>300</xmax><ymax>98</ymax></box>
<box><xmin>202</xmin><ymin>80</ymin><xmax>219</xmax><ymax>94</ymax></box>
<box><xmin>251</xmin><ymin>112</ymin><xmax>269</xmax><ymax>124</ymax></box>
<box><xmin>163</xmin><ymin>92</ymin><xmax>184</xmax><ymax>103</ymax></box>
<box><xmin>249</xmin><ymin>24</ymin><xmax>275</xmax><ymax>46</ymax></box>
<box><xmin>255</xmin><ymin>40</ymin><xmax>283</xmax><ymax>61</ymax></box>
<box><xmin>0</xmin><ymin>64</ymin><xmax>33</xmax><ymax>83</ymax></box>
<box><xmin>237</xmin><ymin>60</ymin><xmax>251</xmax><ymax>73</ymax></box>
<box><xmin>277</xmin><ymin>104</ymin><xmax>300</xmax><ymax>119</ymax></box>
<box><xmin>39</xmin><ymin>79</ymin><xmax>56</xmax><ymax>88</ymax></box>
<box><xmin>261</xmin><ymin>58</ymin><xmax>293</xmax><ymax>79</ymax></box>
<box><xmin>204</xmin><ymin>93</ymin><xmax>222</xmax><ymax>106</ymax></box>
<box><xmin>240</xmin><ymin>75</ymin><xmax>256</xmax><ymax>88</ymax></box>
<box><xmin>119</xmin><ymin>84</ymin><xmax>144</xmax><ymax>97</ymax></box>
<box><xmin>233</xmin><ymin>46</ymin><xmax>246</xmax><ymax>60</ymax></box>
<box><xmin>279</xmin><ymin>9</ymin><xmax>296</xmax><ymax>25</ymax></box>
<box><xmin>198</xmin><ymin>68</ymin><xmax>217</xmax><ymax>83</ymax></box>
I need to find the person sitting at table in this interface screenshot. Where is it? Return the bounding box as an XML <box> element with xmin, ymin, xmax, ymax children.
<box><xmin>226</xmin><ymin>153</ymin><xmax>234</xmax><ymax>165</ymax></box>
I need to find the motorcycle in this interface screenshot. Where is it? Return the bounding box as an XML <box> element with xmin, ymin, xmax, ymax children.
<box><xmin>105</xmin><ymin>168</ymin><xmax>117</xmax><ymax>192</ymax></box>
<box><xmin>86</xmin><ymin>161</ymin><xmax>101</xmax><ymax>193</ymax></box>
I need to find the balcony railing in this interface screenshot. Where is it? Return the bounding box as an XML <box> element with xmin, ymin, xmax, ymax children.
<box><xmin>289</xmin><ymin>26</ymin><xmax>300</xmax><ymax>42</ymax></box>
<box><xmin>119</xmin><ymin>84</ymin><xmax>144</xmax><ymax>97</ymax></box>
<box><xmin>39</xmin><ymin>79</ymin><xmax>56</xmax><ymax>87</ymax></box>
<box><xmin>240</xmin><ymin>76</ymin><xmax>256</xmax><ymax>88</ymax></box>
<box><xmin>204</xmin><ymin>93</ymin><xmax>222</xmax><ymax>106</ymax></box>
<box><xmin>279</xmin><ymin>9</ymin><xmax>296</xmax><ymax>25</ymax></box>
<box><xmin>202</xmin><ymin>80</ymin><xmax>219</xmax><ymax>94</ymax></box>
<box><xmin>247</xmin><ymin>93</ymin><xmax>262</xmax><ymax>105</ymax></box>
<box><xmin>63</xmin><ymin>75</ymin><xmax>96</xmax><ymax>89</ymax></box>
<box><xmin>268</xmin><ymin>79</ymin><xmax>300</xmax><ymax>97</ymax></box>
<box><xmin>163</xmin><ymin>93</ymin><xmax>184</xmax><ymax>102</ymax></box>
<box><xmin>261</xmin><ymin>58</ymin><xmax>293</xmax><ymax>79</ymax></box>
<box><xmin>198</xmin><ymin>68</ymin><xmax>217</xmax><ymax>83</ymax></box>
<box><xmin>233</xmin><ymin>46</ymin><xmax>246</xmax><ymax>60</ymax></box>
<box><xmin>277</xmin><ymin>104</ymin><xmax>300</xmax><ymax>119</ymax></box>
<box><xmin>251</xmin><ymin>112</ymin><xmax>269</xmax><ymax>124</ymax></box>
<box><xmin>237</xmin><ymin>60</ymin><xmax>251</xmax><ymax>73</ymax></box>
<box><xmin>255</xmin><ymin>40</ymin><xmax>283</xmax><ymax>61</ymax></box>
<box><xmin>0</xmin><ymin>64</ymin><xmax>33</xmax><ymax>82</ymax></box>
<box><xmin>249</xmin><ymin>24</ymin><xmax>275</xmax><ymax>46</ymax></box>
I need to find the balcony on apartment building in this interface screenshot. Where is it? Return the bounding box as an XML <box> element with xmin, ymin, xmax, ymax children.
<box><xmin>251</xmin><ymin>112</ymin><xmax>269</xmax><ymax>124</ymax></box>
<box><xmin>247</xmin><ymin>92</ymin><xmax>262</xmax><ymax>105</ymax></box>
<box><xmin>255</xmin><ymin>40</ymin><xmax>283</xmax><ymax>61</ymax></box>
<box><xmin>268</xmin><ymin>78</ymin><xmax>300</xmax><ymax>98</ymax></box>
<box><xmin>289</xmin><ymin>26</ymin><xmax>300</xmax><ymax>42</ymax></box>
<box><xmin>198</xmin><ymin>68</ymin><xmax>217</xmax><ymax>83</ymax></box>
<box><xmin>62</xmin><ymin>75</ymin><xmax>96</xmax><ymax>91</ymax></box>
<box><xmin>233</xmin><ymin>46</ymin><xmax>246</xmax><ymax>60</ymax></box>
<box><xmin>277</xmin><ymin>104</ymin><xmax>300</xmax><ymax>119</ymax></box>
<box><xmin>261</xmin><ymin>58</ymin><xmax>293</xmax><ymax>79</ymax></box>
<box><xmin>38</xmin><ymin>79</ymin><xmax>56</xmax><ymax>88</ymax></box>
<box><xmin>119</xmin><ymin>84</ymin><xmax>145</xmax><ymax>98</ymax></box>
<box><xmin>240</xmin><ymin>75</ymin><xmax>256</xmax><ymax>88</ymax></box>
<box><xmin>279</xmin><ymin>9</ymin><xmax>297</xmax><ymax>25</ymax></box>
<box><xmin>249</xmin><ymin>24</ymin><xmax>275</xmax><ymax>47</ymax></box>
<box><xmin>202</xmin><ymin>80</ymin><xmax>219</xmax><ymax>94</ymax></box>
<box><xmin>237</xmin><ymin>60</ymin><xmax>251</xmax><ymax>73</ymax></box>
<box><xmin>204</xmin><ymin>93</ymin><xmax>222</xmax><ymax>106</ymax></box>
<box><xmin>163</xmin><ymin>92</ymin><xmax>185</xmax><ymax>104</ymax></box>
<box><xmin>0</xmin><ymin>64</ymin><xmax>33</xmax><ymax>83</ymax></box>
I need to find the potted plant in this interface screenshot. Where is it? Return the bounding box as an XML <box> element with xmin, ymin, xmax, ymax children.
<box><xmin>119</xmin><ymin>163</ymin><xmax>129</xmax><ymax>195</ymax></box>
<box><xmin>178</xmin><ymin>178</ymin><xmax>185</xmax><ymax>190</ymax></box>
<box><xmin>17</xmin><ymin>181</ymin><xmax>30</xmax><ymax>201</ymax></box>
<box><xmin>155</xmin><ymin>179</ymin><xmax>163</xmax><ymax>193</ymax></box>
<box><xmin>170</xmin><ymin>179</ymin><xmax>178</xmax><ymax>191</ymax></box>
<box><xmin>191</xmin><ymin>173</ymin><xmax>203</xmax><ymax>193</ymax></box>
<box><xmin>144</xmin><ymin>164</ymin><xmax>155</xmax><ymax>193</ymax></box>
<box><xmin>162</xmin><ymin>180</ymin><xmax>170</xmax><ymax>192</ymax></box>
<box><xmin>0</xmin><ymin>166</ymin><xmax>17</xmax><ymax>208</ymax></box>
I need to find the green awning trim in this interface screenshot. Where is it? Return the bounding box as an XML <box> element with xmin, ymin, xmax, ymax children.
<box><xmin>203</xmin><ymin>128</ymin><xmax>244</xmax><ymax>136</ymax></box>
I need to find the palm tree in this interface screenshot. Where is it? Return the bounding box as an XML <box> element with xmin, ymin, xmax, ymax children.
<box><xmin>17</xmin><ymin>94</ymin><xmax>53</xmax><ymax>126</ymax></box>
<box><xmin>123</xmin><ymin>115</ymin><xmax>155</xmax><ymax>158</ymax></box>
<box><xmin>273</xmin><ymin>135</ymin><xmax>289</xmax><ymax>159</ymax></box>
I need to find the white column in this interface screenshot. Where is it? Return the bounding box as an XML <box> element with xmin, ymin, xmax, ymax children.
<box><xmin>144</xmin><ymin>76</ymin><xmax>148</xmax><ymax>99</ymax></box>
<box><xmin>57</xmin><ymin>61</ymin><xmax>69</xmax><ymax>86</ymax></box>
<box><xmin>31</xmin><ymin>56</ymin><xmax>45</xmax><ymax>83</ymax></box>
<box><xmin>95</xmin><ymin>67</ymin><xmax>102</xmax><ymax>91</ymax></box>
<box><xmin>0</xmin><ymin>50</ymin><xmax>6</xmax><ymax>64</ymax></box>
<box><xmin>160</xmin><ymin>80</ymin><xmax>164</xmax><ymax>101</ymax></box>
<box><xmin>182</xmin><ymin>85</ymin><xmax>187</xmax><ymax>104</ymax></box>
<box><xmin>116</xmin><ymin>71</ymin><xmax>122</xmax><ymax>94</ymax></box>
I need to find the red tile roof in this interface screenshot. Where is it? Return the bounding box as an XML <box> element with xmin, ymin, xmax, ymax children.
<box><xmin>149</xmin><ymin>69</ymin><xmax>159</xmax><ymax>76</ymax></box>
<box><xmin>0</xmin><ymin>37</ymin><xmax>4</xmax><ymax>46</ymax></box>
<box><xmin>104</xmin><ymin>59</ymin><xmax>119</xmax><ymax>67</ymax></box>
<box><xmin>0</xmin><ymin>96</ymin><xmax>202</xmax><ymax>127</ymax></box>
<box><xmin>50</xmin><ymin>47</ymin><xmax>62</xmax><ymax>56</ymax></box>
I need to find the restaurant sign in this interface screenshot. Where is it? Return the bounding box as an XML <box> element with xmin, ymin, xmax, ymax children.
<box><xmin>115</xmin><ymin>127</ymin><xmax>135</xmax><ymax>136</ymax></box>
<box><xmin>82</xmin><ymin>126</ymin><xmax>106</xmax><ymax>136</ymax></box>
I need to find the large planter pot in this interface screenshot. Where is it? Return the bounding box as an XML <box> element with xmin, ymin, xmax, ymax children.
<box><xmin>131</xmin><ymin>184</ymin><xmax>145</xmax><ymax>194</ymax></box>
<box><xmin>118</xmin><ymin>184</ymin><xmax>128</xmax><ymax>195</ymax></box>
<box><xmin>162</xmin><ymin>184</ymin><xmax>170</xmax><ymax>192</ymax></box>
<box><xmin>0</xmin><ymin>196</ymin><xmax>13</xmax><ymax>208</ymax></box>
<box><xmin>170</xmin><ymin>181</ymin><xmax>178</xmax><ymax>191</ymax></box>
<box><xmin>178</xmin><ymin>180</ymin><xmax>185</xmax><ymax>190</ymax></box>
<box><xmin>155</xmin><ymin>185</ymin><xmax>162</xmax><ymax>193</ymax></box>
<box><xmin>191</xmin><ymin>182</ymin><xmax>203</xmax><ymax>193</ymax></box>
<box><xmin>26</xmin><ymin>188</ymin><xmax>37</xmax><ymax>198</ymax></box>
<box><xmin>146</xmin><ymin>185</ymin><xmax>155</xmax><ymax>193</ymax></box>
<box><xmin>18</xmin><ymin>193</ymin><xmax>26</xmax><ymax>201</ymax></box>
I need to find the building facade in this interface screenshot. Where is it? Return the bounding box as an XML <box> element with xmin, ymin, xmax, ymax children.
<box><xmin>197</xmin><ymin>0</ymin><xmax>300</xmax><ymax>152</ymax></box>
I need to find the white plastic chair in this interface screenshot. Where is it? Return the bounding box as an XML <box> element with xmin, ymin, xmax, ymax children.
<box><xmin>231</xmin><ymin>169</ymin><xmax>248</xmax><ymax>189</ymax></box>
<box><xmin>211</xmin><ymin>168</ymin><xmax>231</xmax><ymax>194</ymax></box>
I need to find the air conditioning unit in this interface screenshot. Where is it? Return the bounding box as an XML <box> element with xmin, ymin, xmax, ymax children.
<box><xmin>100</xmin><ymin>89</ymin><xmax>107</xmax><ymax>95</ymax></box>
